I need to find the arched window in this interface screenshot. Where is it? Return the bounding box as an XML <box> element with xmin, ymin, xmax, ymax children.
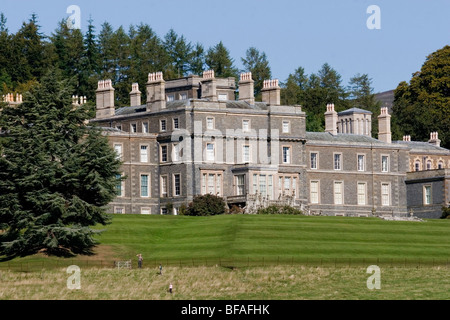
<box><xmin>426</xmin><ymin>160</ymin><xmax>432</xmax><ymax>170</ymax></box>
<box><xmin>415</xmin><ymin>161</ymin><xmax>420</xmax><ymax>172</ymax></box>
<box><xmin>438</xmin><ymin>161</ymin><xmax>444</xmax><ymax>169</ymax></box>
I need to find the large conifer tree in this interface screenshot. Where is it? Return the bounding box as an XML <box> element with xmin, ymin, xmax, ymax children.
<box><xmin>0</xmin><ymin>69</ymin><xmax>121</xmax><ymax>259</ymax></box>
<box><xmin>205</xmin><ymin>41</ymin><xmax>238</xmax><ymax>79</ymax></box>
<box><xmin>241</xmin><ymin>47</ymin><xmax>272</xmax><ymax>100</ymax></box>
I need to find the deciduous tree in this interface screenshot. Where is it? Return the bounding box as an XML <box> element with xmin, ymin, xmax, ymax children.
<box><xmin>392</xmin><ymin>45</ymin><xmax>450</xmax><ymax>147</ymax></box>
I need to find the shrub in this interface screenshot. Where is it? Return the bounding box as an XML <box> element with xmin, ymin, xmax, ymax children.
<box><xmin>165</xmin><ymin>202</ymin><xmax>174</xmax><ymax>215</ymax></box>
<box><xmin>441</xmin><ymin>206</ymin><xmax>450</xmax><ymax>219</ymax></box>
<box><xmin>178</xmin><ymin>204</ymin><xmax>188</xmax><ymax>216</ymax></box>
<box><xmin>229</xmin><ymin>205</ymin><xmax>245</xmax><ymax>215</ymax></box>
<box><xmin>279</xmin><ymin>205</ymin><xmax>304</xmax><ymax>215</ymax></box>
<box><xmin>256</xmin><ymin>205</ymin><xmax>303</xmax><ymax>215</ymax></box>
<box><xmin>185</xmin><ymin>194</ymin><xmax>227</xmax><ymax>216</ymax></box>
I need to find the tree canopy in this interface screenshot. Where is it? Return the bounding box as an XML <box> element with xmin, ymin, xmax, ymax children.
<box><xmin>241</xmin><ymin>47</ymin><xmax>272</xmax><ymax>100</ymax></box>
<box><xmin>280</xmin><ymin>63</ymin><xmax>351</xmax><ymax>131</ymax></box>
<box><xmin>205</xmin><ymin>41</ymin><xmax>239</xmax><ymax>79</ymax></box>
<box><xmin>0</xmin><ymin>12</ymin><xmax>447</xmax><ymax>144</ymax></box>
<box><xmin>392</xmin><ymin>45</ymin><xmax>450</xmax><ymax>148</ymax></box>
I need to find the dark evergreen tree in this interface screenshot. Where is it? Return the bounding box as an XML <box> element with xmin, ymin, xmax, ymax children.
<box><xmin>281</xmin><ymin>64</ymin><xmax>349</xmax><ymax>132</ymax></box>
<box><xmin>79</xmin><ymin>17</ymin><xmax>101</xmax><ymax>101</ymax></box>
<box><xmin>163</xmin><ymin>29</ymin><xmax>193</xmax><ymax>78</ymax></box>
<box><xmin>98</xmin><ymin>22</ymin><xmax>116</xmax><ymax>81</ymax></box>
<box><xmin>300</xmin><ymin>64</ymin><xmax>349</xmax><ymax>131</ymax></box>
<box><xmin>128</xmin><ymin>23</ymin><xmax>169</xmax><ymax>101</ymax></box>
<box><xmin>316</xmin><ymin>63</ymin><xmax>349</xmax><ymax>111</ymax></box>
<box><xmin>348</xmin><ymin>73</ymin><xmax>381</xmax><ymax>137</ymax></box>
<box><xmin>281</xmin><ymin>66</ymin><xmax>308</xmax><ymax>106</ymax></box>
<box><xmin>109</xmin><ymin>26</ymin><xmax>130</xmax><ymax>106</ymax></box>
<box><xmin>9</xmin><ymin>14</ymin><xmax>53</xmax><ymax>83</ymax></box>
<box><xmin>241</xmin><ymin>47</ymin><xmax>272</xmax><ymax>100</ymax></box>
<box><xmin>0</xmin><ymin>68</ymin><xmax>121</xmax><ymax>259</ymax></box>
<box><xmin>0</xmin><ymin>13</ymin><xmax>12</xmax><ymax>94</ymax></box>
<box><xmin>188</xmin><ymin>42</ymin><xmax>206</xmax><ymax>76</ymax></box>
<box><xmin>205</xmin><ymin>41</ymin><xmax>238</xmax><ymax>79</ymax></box>
<box><xmin>51</xmin><ymin>20</ymin><xmax>85</xmax><ymax>88</ymax></box>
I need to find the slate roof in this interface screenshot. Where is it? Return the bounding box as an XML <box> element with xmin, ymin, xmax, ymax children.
<box><xmin>225</xmin><ymin>101</ymin><xmax>269</xmax><ymax>111</ymax></box>
<box><xmin>115</xmin><ymin>100</ymin><xmax>190</xmax><ymax>116</ymax></box>
<box><xmin>337</xmin><ymin>107</ymin><xmax>373</xmax><ymax>116</ymax></box>
<box><xmin>113</xmin><ymin>99</ymin><xmax>270</xmax><ymax>117</ymax></box>
<box><xmin>306</xmin><ymin>132</ymin><xmax>384</xmax><ymax>145</ymax></box>
<box><xmin>115</xmin><ymin>105</ymin><xmax>147</xmax><ymax>116</ymax></box>
<box><xmin>392</xmin><ymin>140</ymin><xmax>450</xmax><ymax>153</ymax></box>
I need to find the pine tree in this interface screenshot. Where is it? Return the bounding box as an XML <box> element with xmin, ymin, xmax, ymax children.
<box><xmin>281</xmin><ymin>64</ymin><xmax>350</xmax><ymax>132</ymax></box>
<box><xmin>128</xmin><ymin>23</ymin><xmax>167</xmax><ymax>102</ymax></box>
<box><xmin>348</xmin><ymin>73</ymin><xmax>381</xmax><ymax>137</ymax></box>
<box><xmin>9</xmin><ymin>14</ymin><xmax>52</xmax><ymax>83</ymax></box>
<box><xmin>0</xmin><ymin>12</ymin><xmax>12</xmax><ymax>94</ymax></box>
<box><xmin>51</xmin><ymin>20</ymin><xmax>85</xmax><ymax>87</ymax></box>
<box><xmin>163</xmin><ymin>29</ymin><xmax>193</xmax><ymax>78</ymax></box>
<box><xmin>241</xmin><ymin>47</ymin><xmax>272</xmax><ymax>99</ymax></box>
<box><xmin>98</xmin><ymin>22</ymin><xmax>116</xmax><ymax>81</ymax></box>
<box><xmin>188</xmin><ymin>42</ymin><xmax>206</xmax><ymax>76</ymax></box>
<box><xmin>317</xmin><ymin>63</ymin><xmax>349</xmax><ymax>111</ymax></box>
<box><xmin>79</xmin><ymin>17</ymin><xmax>101</xmax><ymax>101</ymax></box>
<box><xmin>205</xmin><ymin>41</ymin><xmax>238</xmax><ymax>79</ymax></box>
<box><xmin>300</xmin><ymin>63</ymin><xmax>350</xmax><ymax>131</ymax></box>
<box><xmin>281</xmin><ymin>66</ymin><xmax>308</xmax><ymax>106</ymax></box>
<box><xmin>0</xmin><ymin>68</ymin><xmax>122</xmax><ymax>259</ymax></box>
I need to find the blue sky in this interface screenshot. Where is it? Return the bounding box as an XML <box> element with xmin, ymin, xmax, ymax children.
<box><xmin>1</xmin><ymin>0</ymin><xmax>449</xmax><ymax>93</ymax></box>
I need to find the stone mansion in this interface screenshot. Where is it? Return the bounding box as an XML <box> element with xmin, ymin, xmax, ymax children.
<box><xmin>84</xmin><ymin>71</ymin><xmax>450</xmax><ymax>219</ymax></box>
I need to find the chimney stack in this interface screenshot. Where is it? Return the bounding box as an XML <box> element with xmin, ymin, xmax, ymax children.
<box><xmin>2</xmin><ymin>93</ymin><xmax>23</xmax><ymax>105</ymax></box>
<box><xmin>324</xmin><ymin>103</ymin><xmax>338</xmax><ymax>135</ymax></box>
<box><xmin>428</xmin><ymin>132</ymin><xmax>441</xmax><ymax>147</ymax></box>
<box><xmin>378</xmin><ymin>107</ymin><xmax>391</xmax><ymax>143</ymax></box>
<box><xmin>261</xmin><ymin>79</ymin><xmax>280</xmax><ymax>106</ymax></box>
<box><xmin>96</xmin><ymin>79</ymin><xmax>115</xmax><ymax>119</ymax></box>
<box><xmin>130</xmin><ymin>82</ymin><xmax>142</xmax><ymax>107</ymax></box>
<box><xmin>146</xmin><ymin>72</ymin><xmax>166</xmax><ymax>111</ymax></box>
<box><xmin>403</xmin><ymin>135</ymin><xmax>411</xmax><ymax>142</ymax></box>
<box><xmin>239</xmin><ymin>72</ymin><xmax>255</xmax><ymax>105</ymax></box>
<box><xmin>72</xmin><ymin>95</ymin><xmax>87</xmax><ymax>105</ymax></box>
<box><xmin>201</xmin><ymin>70</ymin><xmax>217</xmax><ymax>101</ymax></box>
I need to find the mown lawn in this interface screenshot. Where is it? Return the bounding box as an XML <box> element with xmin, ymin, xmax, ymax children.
<box><xmin>1</xmin><ymin>214</ymin><xmax>448</xmax><ymax>268</ymax></box>
<box><xmin>95</xmin><ymin>214</ymin><xmax>450</xmax><ymax>264</ymax></box>
<box><xmin>1</xmin><ymin>214</ymin><xmax>449</xmax><ymax>300</ymax></box>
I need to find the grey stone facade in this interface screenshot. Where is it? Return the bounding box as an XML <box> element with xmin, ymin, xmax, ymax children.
<box><xmin>306</xmin><ymin>132</ymin><xmax>409</xmax><ymax>217</ymax></box>
<box><xmin>89</xmin><ymin>71</ymin><xmax>450</xmax><ymax>218</ymax></box>
<box><xmin>405</xmin><ymin>169</ymin><xmax>450</xmax><ymax>219</ymax></box>
<box><xmin>91</xmin><ymin>71</ymin><xmax>308</xmax><ymax>215</ymax></box>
